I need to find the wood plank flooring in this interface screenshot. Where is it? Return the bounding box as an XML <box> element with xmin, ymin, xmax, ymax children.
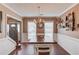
<box><xmin>10</xmin><ymin>43</ymin><xmax>70</xmax><ymax>55</ymax></box>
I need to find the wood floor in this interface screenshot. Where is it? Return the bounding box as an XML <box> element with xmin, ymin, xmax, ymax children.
<box><xmin>10</xmin><ymin>43</ymin><xmax>69</xmax><ymax>55</ymax></box>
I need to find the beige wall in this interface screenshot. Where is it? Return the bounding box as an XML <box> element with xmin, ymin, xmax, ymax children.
<box><xmin>60</xmin><ymin>4</ymin><xmax>79</xmax><ymax>38</ymax></box>
<box><xmin>0</xmin><ymin>4</ymin><xmax>21</xmax><ymax>38</ymax></box>
<box><xmin>22</xmin><ymin>17</ymin><xmax>59</xmax><ymax>42</ymax></box>
<box><xmin>22</xmin><ymin>17</ymin><xmax>58</xmax><ymax>33</ymax></box>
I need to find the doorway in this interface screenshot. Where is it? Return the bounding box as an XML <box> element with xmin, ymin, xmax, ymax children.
<box><xmin>9</xmin><ymin>23</ymin><xmax>18</xmax><ymax>42</ymax></box>
<box><xmin>7</xmin><ymin>17</ymin><xmax>21</xmax><ymax>44</ymax></box>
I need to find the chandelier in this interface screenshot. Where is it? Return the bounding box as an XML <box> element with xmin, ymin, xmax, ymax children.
<box><xmin>34</xmin><ymin>6</ymin><xmax>44</xmax><ymax>28</ymax></box>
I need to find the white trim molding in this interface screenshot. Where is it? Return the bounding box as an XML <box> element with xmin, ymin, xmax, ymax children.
<box><xmin>5</xmin><ymin>14</ymin><xmax>22</xmax><ymax>37</ymax></box>
<box><xmin>1</xmin><ymin>3</ymin><xmax>21</xmax><ymax>16</ymax></box>
<box><xmin>58</xmin><ymin>3</ymin><xmax>78</xmax><ymax>16</ymax></box>
<box><xmin>6</xmin><ymin>14</ymin><xmax>22</xmax><ymax>21</ymax></box>
<box><xmin>1</xmin><ymin>3</ymin><xmax>78</xmax><ymax>17</ymax></box>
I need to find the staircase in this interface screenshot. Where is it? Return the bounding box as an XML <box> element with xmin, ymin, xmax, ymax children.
<box><xmin>0</xmin><ymin>36</ymin><xmax>16</xmax><ymax>55</ymax></box>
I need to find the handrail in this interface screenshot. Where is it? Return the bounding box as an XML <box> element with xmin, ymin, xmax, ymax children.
<box><xmin>6</xmin><ymin>36</ymin><xmax>16</xmax><ymax>44</ymax></box>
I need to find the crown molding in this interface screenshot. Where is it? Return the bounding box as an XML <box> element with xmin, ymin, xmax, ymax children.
<box><xmin>58</xmin><ymin>3</ymin><xmax>78</xmax><ymax>16</ymax></box>
<box><xmin>1</xmin><ymin>3</ymin><xmax>78</xmax><ymax>17</ymax></box>
<box><xmin>1</xmin><ymin>3</ymin><xmax>22</xmax><ymax>16</ymax></box>
<box><xmin>6</xmin><ymin>14</ymin><xmax>22</xmax><ymax>21</ymax></box>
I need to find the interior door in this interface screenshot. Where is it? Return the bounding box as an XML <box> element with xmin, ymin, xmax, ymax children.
<box><xmin>28</xmin><ymin>22</ymin><xmax>36</xmax><ymax>42</ymax></box>
<box><xmin>44</xmin><ymin>22</ymin><xmax>54</xmax><ymax>42</ymax></box>
<box><xmin>9</xmin><ymin>23</ymin><xmax>18</xmax><ymax>42</ymax></box>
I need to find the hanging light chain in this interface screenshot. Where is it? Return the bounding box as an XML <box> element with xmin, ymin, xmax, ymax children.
<box><xmin>34</xmin><ymin>6</ymin><xmax>44</xmax><ymax>24</ymax></box>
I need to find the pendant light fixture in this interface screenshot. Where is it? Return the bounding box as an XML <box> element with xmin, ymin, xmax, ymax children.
<box><xmin>34</xmin><ymin>6</ymin><xmax>44</xmax><ymax>28</ymax></box>
<box><xmin>34</xmin><ymin>6</ymin><xmax>43</xmax><ymax>24</ymax></box>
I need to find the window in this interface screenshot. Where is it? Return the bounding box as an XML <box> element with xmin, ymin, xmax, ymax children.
<box><xmin>44</xmin><ymin>22</ymin><xmax>54</xmax><ymax>42</ymax></box>
<box><xmin>28</xmin><ymin>22</ymin><xmax>36</xmax><ymax>42</ymax></box>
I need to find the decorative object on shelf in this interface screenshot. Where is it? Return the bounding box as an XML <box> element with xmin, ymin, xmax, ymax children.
<box><xmin>65</xmin><ymin>12</ymin><xmax>75</xmax><ymax>31</ymax></box>
<box><xmin>62</xmin><ymin>26</ymin><xmax>65</xmax><ymax>28</ymax></box>
<box><xmin>57</xmin><ymin>17</ymin><xmax>63</xmax><ymax>24</ymax></box>
<box><xmin>65</xmin><ymin>16</ymin><xmax>69</xmax><ymax>27</ymax></box>
<box><xmin>58</xmin><ymin>18</ymin><xmax>65</xmax><ymax>28</ymax></box>
<box><xmin>0</xmin><ymin>11</ymin><xmax>2</xmax><ymax>33</ymax></box>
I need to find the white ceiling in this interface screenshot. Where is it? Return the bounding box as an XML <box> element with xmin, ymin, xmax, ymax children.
<box><xmin>5</xmin><ymin>3</ymin><xmax>75</xmax><ymax>16</ymax></box>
